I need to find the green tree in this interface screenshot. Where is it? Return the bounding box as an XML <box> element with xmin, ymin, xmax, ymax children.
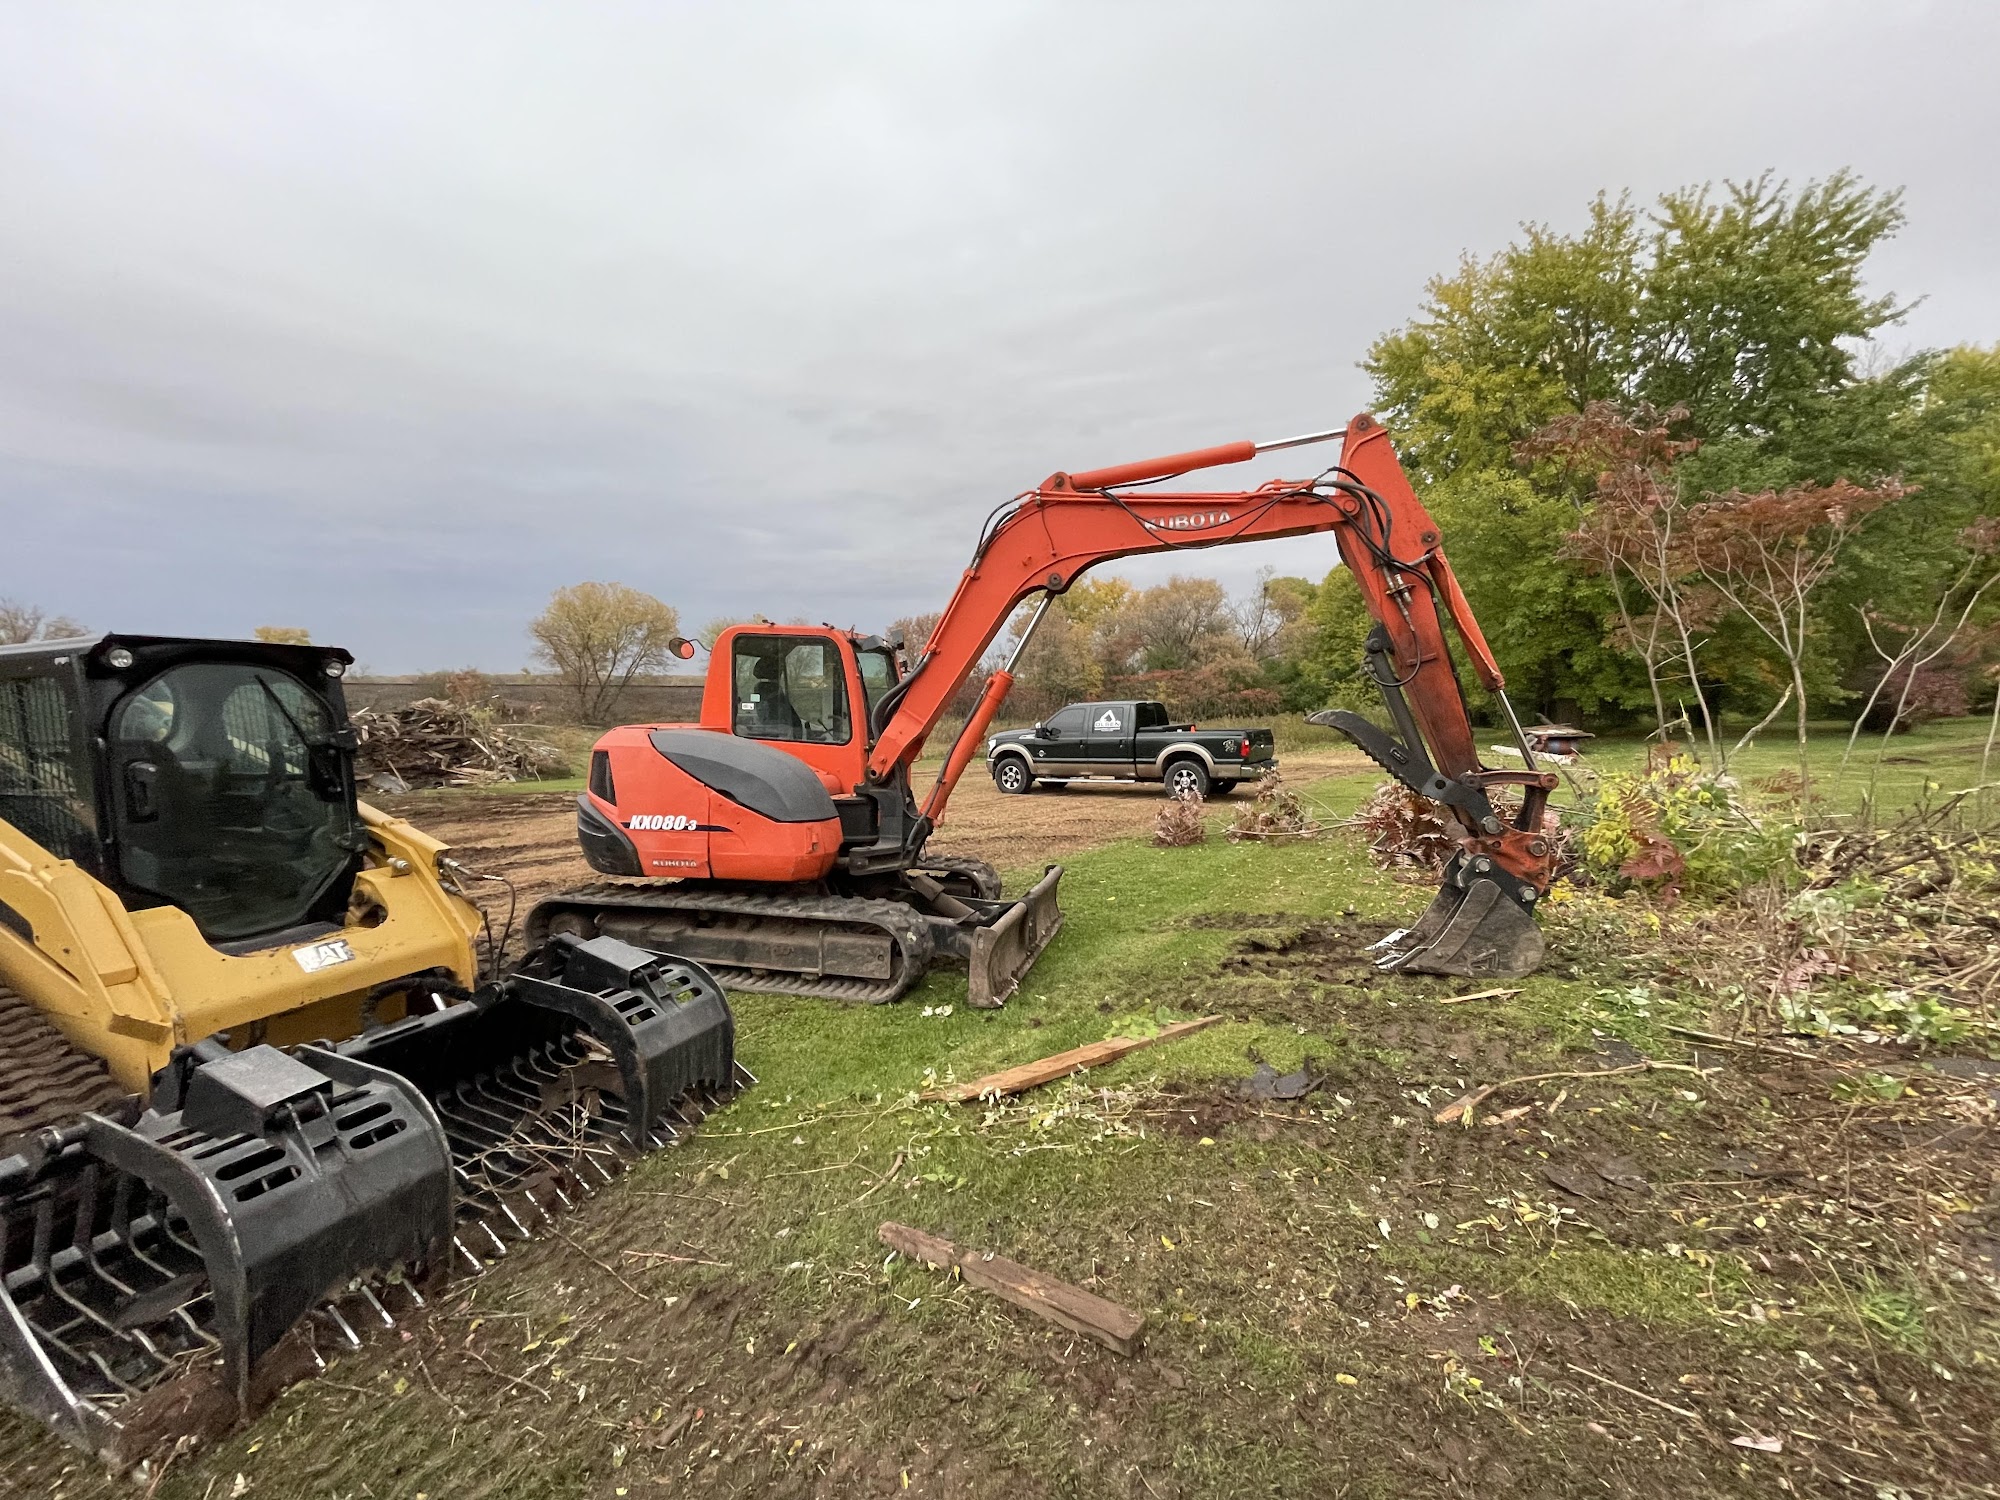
<box><xmin>530</xmin><ymin>582</ymin><xmax>682</xmax><ymax>723</ymax></box>
<box><xmin>1364</xmin><ymin>172</ymin><xmax>1920</xmax><ymax>723</ymax></box>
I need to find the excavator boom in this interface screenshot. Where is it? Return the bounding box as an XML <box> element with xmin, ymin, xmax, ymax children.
<box><xmin>877</xmin><ymin>413</ymin><xmax>1559</xmax><ymax>977</ymax></box>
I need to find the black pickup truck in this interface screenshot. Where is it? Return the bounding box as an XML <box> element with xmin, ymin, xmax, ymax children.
<box><xmin>985</xmin><ymin>700</ymin><xmax>1276</xmax><ymax>797</ymax></box>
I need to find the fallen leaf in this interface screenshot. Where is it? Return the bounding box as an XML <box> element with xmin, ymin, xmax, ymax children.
<box><xmin>1433</xmin><ymin>1086</ymin><xmax>1495</xmax><ymax>1125</ymax></box>
<box><xmin>1334</xmin><ymin>1372</ymin><xmax>1359</xmax><ymax>1386</ymax></box>
<box><xmin>1730</xmin><ymin>1433</ymin><xmax>1783</xmax><ymax>1453</ymax></box>
<box><xmin>1540</xmin><ymin>1164</ymin><xmax>1599</xmax><ymax>1199</ymax></box>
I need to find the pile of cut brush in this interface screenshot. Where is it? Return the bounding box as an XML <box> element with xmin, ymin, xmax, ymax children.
<box><xmin>1226</xmin><ymin>769</ymin><xmax>1321</xmax><ymax>843</ymax></box>
<box><xmin>351</xmin><ymin>697</ymin><xmax>568</xmax><ymax>790</ymax></box>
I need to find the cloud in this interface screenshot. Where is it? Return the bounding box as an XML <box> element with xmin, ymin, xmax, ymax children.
<box><xmin>2</xmin><ymin>1</ymin><xmax>1995</xmax><ymax>667</ymax></box>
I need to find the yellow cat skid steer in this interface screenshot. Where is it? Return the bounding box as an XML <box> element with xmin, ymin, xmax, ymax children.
<box><xmin>0</xmin><ymin>634</ymin><xmax>746</xmax><ymax>1463</ymax></box>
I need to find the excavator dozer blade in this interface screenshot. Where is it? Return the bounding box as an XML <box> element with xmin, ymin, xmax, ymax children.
<box><xmin>967</xmin><ymin>865</ymin><xmax>1065</xmax><ymax>1010</ymax></box>
<box><xmin>1375</xmin><ymin>869</ymin><xmax>1544</xmax><ymax>980</ymax></box>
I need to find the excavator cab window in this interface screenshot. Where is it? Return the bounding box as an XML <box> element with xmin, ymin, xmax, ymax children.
<box><xmin>731</xmin><ymin>634</ymin><xmax>852</xmax><ymax>745</ymax></box>
<box><xmin>856</xmin><ymin>647</ymin><xmax>897</xmax><ymax>725</ymax></box>
<box><xmin>108</xmin><ymin>662</ymin><xmax>361</xmax><ymax>943</ymax></box>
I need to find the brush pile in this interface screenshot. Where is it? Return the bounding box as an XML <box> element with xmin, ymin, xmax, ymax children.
<box><xmin>1347</xmin><ymin>781</ymin><xmax>1457</xmax><ymax>872</ymax></box>
<box><xmin>1226</xmin><ymin>769</ymin><xmax>1321</xmax><ymax>843</ymax></box>
<box><xmin>1153</xmin><ymin>789</ymin><xmax>1208</xmax><ymax>847</ymax></box>
<box><xmin>351</xmin><ymin>697</ymin><xmax>568</xmax><ymax>790</ymax></box>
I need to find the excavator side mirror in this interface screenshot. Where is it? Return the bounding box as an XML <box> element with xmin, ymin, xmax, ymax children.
<box><xmin>667</xmin><ymin>637</ymin><xmax>698</xmax><ymax>661</ymax></box>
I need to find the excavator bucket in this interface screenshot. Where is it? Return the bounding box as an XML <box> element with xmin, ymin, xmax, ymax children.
<box><xmin>1371</xmin><ymin>857</ymin><xmax>1545</xmax><ymax>979</ymax></box>
<box><xmin>0</xmin><ymin>936</ymin><xmax>743</xmax><ymax>1463</ymax></box>
<box><xmin>965</xmin><ymin>865</ymin><xmax>1066</xmax><ymax>1009</ymax></box>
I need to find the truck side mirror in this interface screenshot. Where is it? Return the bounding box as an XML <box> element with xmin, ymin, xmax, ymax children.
<box><xmin>1035</xmin><ymin>723</ymin><xmax>1056</xmax><ymax>739</ymax></box>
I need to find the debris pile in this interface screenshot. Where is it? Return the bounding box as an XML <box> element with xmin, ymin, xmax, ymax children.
<box><xmin>351</xmin><ymin>697</ymin><xmax>568</xmax><ymax>790</ymax></box>
<box><xmin>1347</xmin><ymin>781</ymin><xmax>1456</xmax><ymax>870</ymax></box>
<box><xmin>1153</xmin><ymin>789</ymin><xmax>1207</xmax><ymax>846</ymax></box>
<box><xmin>1226</xmin><ymin>769</ymin><xmax>1321</xmax><ymax>843</ymax></box>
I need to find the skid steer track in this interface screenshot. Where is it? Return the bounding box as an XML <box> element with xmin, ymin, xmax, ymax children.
<box><xmin>527</xmin><ymin>884</ymin><xmax>937</xmax><ymax>1003</ymax></box>
<box><xmin>0</xmin><ymin>987</ymin><xmax>128</xmax><ymax>1150</ymax></box>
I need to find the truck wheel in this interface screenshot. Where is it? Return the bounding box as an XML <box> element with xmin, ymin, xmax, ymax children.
<box><xmin>1163</xmin><ymin>759</ymin><xmax>1210</xmax><ymax>799</ymax></box>
<box><xmin>992</xmin><ymin>757</ymin><xmax>1035</xmax><ymax>795</ymax></box>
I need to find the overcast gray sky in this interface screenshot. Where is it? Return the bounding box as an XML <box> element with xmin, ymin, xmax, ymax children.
<box><xmin>4</xmin><ymin>1</ymin><xmax>1996</xmax><ymax>671</ymax></box>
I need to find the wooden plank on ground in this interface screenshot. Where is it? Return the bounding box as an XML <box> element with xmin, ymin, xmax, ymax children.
<box><xmin>878</xmin><ymin>1222</ymin><xmax>1146</xmax><ymax>1356</ymax></box>
<box><xmin>924</xmin><ymin>1015</ymin><xmax>1223</xmax><ymax>1104</ymax></box>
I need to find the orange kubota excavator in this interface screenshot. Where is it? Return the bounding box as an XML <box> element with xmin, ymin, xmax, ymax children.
<box><xmin>524</xmin><ymin>414</ymin><xmax>1560</xmax><ymax>1005</ymax></box>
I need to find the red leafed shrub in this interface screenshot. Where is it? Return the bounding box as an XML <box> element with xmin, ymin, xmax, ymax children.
<box><xmin>1861</xmin><ymin>664</ymin><xmax>1971</xmax><ymax>731</ymax></box>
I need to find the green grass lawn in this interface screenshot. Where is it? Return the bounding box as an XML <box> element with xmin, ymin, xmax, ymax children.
<box><xmin>25</xmin><ymin>761</ymin><xmax>1992</xmax><ymax>1500</ymax></box>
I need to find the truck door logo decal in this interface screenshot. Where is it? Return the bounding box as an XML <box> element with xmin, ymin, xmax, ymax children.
<box><xmin>1094</xmin><ymin>710</ymin><xmax>1121</xmax><ymax>732</ymax></box>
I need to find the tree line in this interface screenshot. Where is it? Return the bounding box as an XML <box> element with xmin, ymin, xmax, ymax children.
<box><xmin>11</xmin><ymin>174</ymin><xmax>1994</xmax><ymax>759</ymax></box>
<box><xmin>962</xmin><ymin>173</ymin><xmax>2000</xmax><ymax>772</ymax></box>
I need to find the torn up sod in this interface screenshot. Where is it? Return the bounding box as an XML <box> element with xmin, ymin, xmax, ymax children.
<box><xmin>878</xmin><ymin>1222</ymin><xmax>1146</xmax><ymax>1356</ymax></box>
<box><xmin>924</xmin><ymin>1015</ymin><xmax>1223</xmax><ymax>1103</ymax></box>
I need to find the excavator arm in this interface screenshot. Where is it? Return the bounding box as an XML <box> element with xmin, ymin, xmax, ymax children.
<box><xmin>872</xmin><ymin>412</ymin><xmax>1559</xmax><ymax>978</ymax></box>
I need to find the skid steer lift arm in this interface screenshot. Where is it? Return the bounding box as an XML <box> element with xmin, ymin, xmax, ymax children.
<box><xmin>872</xmin><ymin>413</ymin><xmax>1559</xmax><ymax>978</ymax></box>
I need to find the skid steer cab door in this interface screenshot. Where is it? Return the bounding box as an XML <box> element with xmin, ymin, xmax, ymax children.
<box><xmin>104</xmin><ymin>656</ymin><xmax>363</xmax><ymax>942</ymax></box>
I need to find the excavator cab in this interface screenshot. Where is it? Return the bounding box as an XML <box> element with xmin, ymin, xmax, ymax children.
<box><xmin>0</xmin><ymin>634</ymin><xmax>744</xmax><ymax>1461</ymax></box>
<box><xmin>544</xmin><ymin>623</ymin><xmax>1065</xmax><ymax>1007</ymax></box>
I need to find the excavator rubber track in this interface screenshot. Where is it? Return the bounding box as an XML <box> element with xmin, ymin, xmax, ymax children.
<box><xmin>526</xmin><ymin>884</ymin><xmax>936</xmax><ymax>1004</ymax></box>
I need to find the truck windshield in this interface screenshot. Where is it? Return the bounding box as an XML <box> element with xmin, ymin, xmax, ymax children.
<box><xmin>109</xmin><ymin>662</ymin><xmax>358</xmax><ymax>942</ymax></box>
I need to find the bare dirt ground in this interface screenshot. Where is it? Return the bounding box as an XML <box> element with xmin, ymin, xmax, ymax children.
<box><xmin>374</xmin><ymin>748</ymin><xmax>1369</xmax><ymax>900</ymax></box>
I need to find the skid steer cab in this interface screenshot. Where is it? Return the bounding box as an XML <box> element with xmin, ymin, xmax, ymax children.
<box><xmin>551</xmin><ymin>624</ymin><xmax>1064</xmax><ymax>1007</ymax></box>
<box><xmin>0</xmin><ymin>633</ymin><xmax>745</xmax><ymax>1462</ymax></box>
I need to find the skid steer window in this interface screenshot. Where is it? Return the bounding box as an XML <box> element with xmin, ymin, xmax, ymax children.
<box><xmin>732</xmin><ymin>635</ymin><xmax>851</xmax><ymax>745</ymax></box>
<box><xmin>110</xmin><ymin>663</ymin><xmax>359</xmax><ymax>942</ymax></box>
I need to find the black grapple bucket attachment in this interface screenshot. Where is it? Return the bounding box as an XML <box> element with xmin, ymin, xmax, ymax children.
<box><xmin>1372</xmin><ymin>854</ymin><xmax>1545</xmax><ymax>979</ymax></box>
<box><xmin>0</xmin><ymin>936</ymin><xmax>744</xmax><ymax>1461</ymax></box>
<box><xmin>333</xmin><ymin>934</ymin><xmax>744</xmax><ymax>1259</ymax></box>
<box><xmin>0</xmin><ymin>1045</ymin><xmax>451</xmax><ymax>1461</ymax></box>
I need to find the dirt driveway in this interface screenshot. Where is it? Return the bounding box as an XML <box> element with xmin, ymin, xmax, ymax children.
<box><xmin>375</xmin><ymin>747</ymin><xmax>1367</xmax><ymax>900</ymax></box>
